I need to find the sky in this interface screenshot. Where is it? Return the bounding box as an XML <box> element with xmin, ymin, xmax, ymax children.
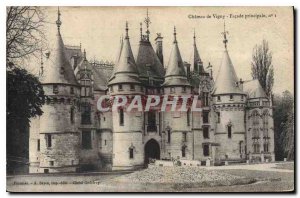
<box><xmin>41</xmin><ymin>6</ymin><xmax>294</xmax><ymax>94</ymax></box>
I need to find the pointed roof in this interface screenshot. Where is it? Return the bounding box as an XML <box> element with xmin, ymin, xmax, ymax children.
<box><xmin>163</xmin><ymin>27</ymin><xmax>190</xmax><ymax>87</ymax></box>
<box><xmin>190</xmin><ymin>30</ymin><xmax>204</xmax><ymax>73</ymax></box>
<box><xmin>212</xmin><ymin>50</ymin><xmax>243</xmax><ymax>95</ymax></box>
<box><xmin>108</xmin><ymin>22</ymin><xmax>140</xmax><ymax>85</ymax></box>
<box><xmin>243</xmin><ymin>79</ymin><xmax>267</xmax><ymax>98</ymax></box>
<box><xmin>212</xmin><ymin>23</ymin><xmax>243</xmax><ymax>95</ymax></box>
<box><xmin>41</xmin><ymin>8</ymin><xmax>78</xmax><ymax>86</ymax></box>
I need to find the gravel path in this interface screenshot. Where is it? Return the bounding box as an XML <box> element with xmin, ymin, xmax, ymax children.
<box><xmin>113</xmin><ymin>166</ymin><xmax>244</xmax><ymax>184</ymax></box>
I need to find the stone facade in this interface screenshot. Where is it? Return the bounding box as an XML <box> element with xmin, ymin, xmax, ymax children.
<box><xmin>29</xmin><ymin>10</ymin><xmax>275</xmax><ymax>173</ymax></box>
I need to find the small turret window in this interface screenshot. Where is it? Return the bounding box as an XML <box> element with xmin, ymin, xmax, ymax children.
<box><xmin>217</xmin><ymin>96</ymin><xmax>221</xmax><ymax>101</ymax></box>
<box><xmin>118</xmin><ymin>84</ymin><xmax>123</xmax><ymax>91</ymax></box>
<box><xmin>130</xmin><ymin>84</ymin><xmax>135</xmax><ymax>91</ymax></box>
<box><xmin>170</xmin><ymin>87</ymin><xmax>175</xmax><ymax>93</ymax></box>
<box><xmin>182</xmin><ymin>87</ymin><xmax>186</xmax><ymax>93</ymax></box>
<box><xmin>187</xmin><ymin>109</ymin><xmax>190</xmax><ymax>126</ymax></box>
<box><xmin>53</xmin><ymin>85</ymin><xmax>58</xmax><ymax>94</ymax></box>
<box><xmin>217</xmin><ymin>112</ymin><xmax>220</xmax><ymax>123</ymax></box>
<box><xmin>241</xmin><ymin>95</ymin><xmax>244</xmax><ymax>101</ymax></box>
<box><xmin>46</xmin><ymin>134</ymin><xmax>52</xmax><ymax>148</ymax></box>
<box><xmin>183</xmin><ymin>132</ymin><xmax>187</xmax><ymax>142</ymax></box>
<box><xmin>167</xmin><ymin>129</ymin><xmax>171</xmax><ymax>143</ymax></box>
<box><xmin>70</xmin><ymin>87</ymin><xmax>74</xmax><ymax>94</ymax></box>
<box><xmin>70</xmin><ymin>107</ymin><xmax>75</xmax><ymax>124</ymax></box>
<box><xmin>182</xmin><ymin>145</ymin><xmax>187</xmax><ymax>157</ymax></box>
<box><xmin>37</xmin><ymin>139</ymin><xmax>40</xmax><ymax>151</ymax></box>
<box><xmin>230</xmin><ymin>95</ymin><xmax>233</xmax><ymax>100</ymax></box>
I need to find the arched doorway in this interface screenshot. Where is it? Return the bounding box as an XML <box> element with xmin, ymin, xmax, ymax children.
<box><xmin>144</xmin><ymin>139</ymin><xmax>160</xmax><ymax>164</ymax></box>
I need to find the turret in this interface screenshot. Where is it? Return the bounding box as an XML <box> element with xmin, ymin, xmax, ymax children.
<box><xmin>212</xmin><ymin>22</ymin><xmax>247</xmax><ymax>162</ymax></box>
<box><xmin>108</xmin><ymin>22</ymin><xmax>144</xmax><ymax>170</ymax></box>
<box><xmin>29</xmin><ymin>8</ymin><xmax>81</xmax><ymax>173</ymax></box>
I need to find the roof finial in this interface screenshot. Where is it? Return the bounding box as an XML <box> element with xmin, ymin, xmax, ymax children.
<box><xmin>193</xmin><ymin>28</ymin><xmax>196</xmax><ymax>45</ymax></box>
<box><xmin>173</xmin><ymin>26</ymin><xmax>177</xmax><ymax>43</ymax></box>
<box><xmin>221</xmin><ymin>21</ymin><xmax>229</xmax><ymax>49</ymax></box>
<box><xmin>56</xmin><ymin>7</ymin><xmax>62</xmax><ymax>31</ymax></box>
<box><xmin>144</xmin><ymin>8</ymin><xmax>151</xmax><ymax>41</ymax></box>
<box><xmin>83</xmin><ymin>49</ymin><xmax>87</xmax><ymax>61</ymax></box>
<box><xmin>140</xmin><ymin>22</ymin><xmax>143</xmax><ymax>40</ymax></box>
<box><xmin>125</xmin><ymin>21</ymin><xmax>129</xmax><ymax>39</ymax></box>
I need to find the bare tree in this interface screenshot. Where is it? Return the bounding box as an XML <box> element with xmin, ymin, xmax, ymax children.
<box><xmin>6</xmin><ymin>6</ymin><xmax>46</xmax><ymax>67</ymax></box>
<box><xmin>251</xmin><ymin>40</ymin><xmax>274</xmax><ymax>96</ymax></box>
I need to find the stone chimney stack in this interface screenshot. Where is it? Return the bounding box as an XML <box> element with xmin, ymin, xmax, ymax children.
<box><xmin>155</xmin><ymin>33</ymin><xmax>164</xmax><ymax>65</ymax></box>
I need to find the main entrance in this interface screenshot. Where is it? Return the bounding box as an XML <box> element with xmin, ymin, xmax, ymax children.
<box><xmin>144</xmin><ymin>139</ymin><xmax>160</xmax><ymax>164</ymax></box>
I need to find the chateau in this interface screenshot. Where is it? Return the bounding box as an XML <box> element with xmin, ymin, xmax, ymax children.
<box><xmin>29</xmin><ymin>9</ymin><xmax>275</xmax><ymax>173</ymax></box>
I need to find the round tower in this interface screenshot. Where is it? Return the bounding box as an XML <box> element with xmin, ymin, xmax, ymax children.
<box><xmin>30</xmin><ymin>8</ymin><xmax>81</xmax><ymax>173</ymax></box>
<box><xmin>212</xmin><ymin>23</ymin><xmax>247</xmax><ymax>162</ymax></box>
<box><xmin>162</xmin><ymin>27</ymin><xmax>193</xmax><ymax>160</ymax></box>
<box><xmin>108</xmin><ymin>22</ymin><xmax>145</xmax><ymax>170</ymax></box>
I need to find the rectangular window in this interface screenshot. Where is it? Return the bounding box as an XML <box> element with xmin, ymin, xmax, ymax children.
<box><xmin>46</xmin><ymin>134</ymin><xmax>52</xmax><ymax>148</ymax></box>
<box><xmin>170</xmin><ymin>87</ymin><xmax>175</xmax><ymax>93</ymax></box>
<box><xmin>110</xmin><ymin>86</ymin><xmax>114</xmax><ymax>92</ymax></box>
<box><xmin>129</xmin><ymin>148</ymin><xmax>134</xmax><ymax>159</ymax></box>
<box><xmin>182</xmin><ymin>146</ymin><xmax>186</xmax><ymax>157</ymax></box>
<box><xmin>241</xmin><ymin>95</ymin><xmax>244</xmax><ymax>101</ymax></box>
<box><xmin>70</xmin><ymin>87</ymin><xmax>74</xmax><ymax>94</ymax></box>
<box><xmin>49</xmin><ymin>161</ymin><xmax>54</xmax><ymax>166</ymax></box>
<box><xmin>182</xmin><ymin>87</ymin><xmax>186</xmax><ymax>93</ymax></box>
<box><xmin>203</xmin><ymin>144</ymin><xmax>209</xmax><ymax>156</ymax></box>
<box><xmin>203</xmin><ymin>111</ymin><xmax>209</xmax><ymax>123</ymax></box>
<box><xmin>119</xmin><ymin>108</ymin><xmax>124</xmax><ymax>126</ymax></box>
<box><xmin>70</xmin><ymin>107</ymin><xmax>75</xmax><ymax>124</ymax></box>
<box><xmin>81</xmin><ymin>103</ymin><xmax>91</xmax><ymax>124</ymax></box>
<box><xmin>228</xmin><ymin>125</ymin><xmax>232</xmax><ymax>138</ymax></box>
<box><xmin>130</xmin><ymin>84</ymin><xmax>135</xmax><ymax>90</ymax></box>
<box><xmin>104</xmin><ymin>139</ymin><xmax>107</xmax><ymax>146</ymax></box>
<box><xmin>167</xmin><ymin>130</ymin><xmax>171</xmax><ymax>143</ymax></box>
<box><xmin>203</xmin><ymin>127</ymin><xmax>209</xmax><ymax>139</ymax></box>
<box><xmin>147</xmin><ymin>111</ymin><xmax>157</xmax><ymax>131</ymax></box>
<box><xmin>230</xmin><ymin>95</ymin><xmax>233</xmax><ymax>100</ymax></box>
<box><xmin>37</xmin><ymin>139</ymin><xmax>40</xmax><ymax>151</ymax></box>
<box><xmin>187</xmin><ymin>110</ymin><xmax>190</xmax><ymax>126</ymax></box>
<box><xmin>217</xmin><ymin>96</ymin><xmax>221</xmax><ymax>101</ymax></box>
<box><xmin>183</xmin><ymin>132</ymin><xmax>187</xmax><ymax>142</ymax></box>
<box><xmin>118</xmin><ymin>84</ymin><xmax>123</xmax><ymax>91</ymax></box>
<box><xmin>217</xmin><ymin>112</ymin><xmax>220</xmax><ymax>123</ymax></box>
<box><xmin>53</xmin><ymin>85</ymin><xmax>58</xmax><ymax>94</ymax></box>
<box><xmin>82</xmin><ymin>131</ymin><xmax>92</xmax><ymax>149</ymax></box>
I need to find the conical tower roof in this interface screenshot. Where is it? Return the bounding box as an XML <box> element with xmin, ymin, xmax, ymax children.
<box><xmin>163</xmin><ymin>27</ymin><xmax>190</xmax><ymax>87</ymax></box>
<box><xmin>190</xmin><ymin>30</ymin><xmax>204</xmax><ymax>73</ymax></box>
<box><xmin>212</xmin><ymin>49</ymin><xmax>243</xmax><ymax>95</ymax></box>
<box><xmin>41</xmin><ymin>8</ymin><xmax>78</xmax><ymax>86</ymax></box>
<box><xmin>243</xmin><ymin>79</ymin><xmax>267</xmax><ymax>98</ymax></box>
<box><xmin>212</xmin><ymin>23</ymin><xmax>243</xmax><ymax>95</ymax></box>
<box><xmin>108</xmin><ymin>22</ymin><xmax>140</xmax><ymax>85</ymax></box>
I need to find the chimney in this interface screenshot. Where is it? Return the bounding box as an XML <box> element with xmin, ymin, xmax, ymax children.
<box><xmin>155</xmin><ymin>33</ymin><xmax>164</xmax><ymax>65</ymax></box>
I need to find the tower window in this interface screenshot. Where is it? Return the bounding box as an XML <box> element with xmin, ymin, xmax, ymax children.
<box><xmin>70</xmin><ymin>107</ymin><xmax>75</xmax><ymax>124</ymax></box>
<box><xmin>119</xmin><ymin>108</ymin><xmax>124</xmax><ymax>126</ymax></box>
<box><xmin>187</xmin><ymin>109</ymin><xmax>190</xmax><ymax>126</ymax></box>
<box><xmin>241</xmin><ymin>95</ymin><xmax>244</xmax><ymax>101</ymax></box>
<box><xmin>170</xmin><ymin>87</ymin><xmax>175</xmax><ymax>93</ymax></box>
<box><xmin>118</xmin><ymin>84</ymin><xmax>123</xmax><ymax>91</ymax></box>
<box><xmin>217</xmin><ymin>96</ymin><xmax>221</xmax><ymax>101</ymax></box>
<box><xmin>82</xmin><ymin>131</ymin><xmax>92</xmax><ymax>149</ymax></box>
<box><xmin>81</xmin><ymin>103</ymin><xmax>91</xmax><ymax>124</ymax></box>
<box><xmin>264</xmin><ymin>143</ymin><xmax>269</xmax><ymax>152</ymax></box>
<box><xmin>46</xmin><ymin>134</ymin><xmax>52</xmax><ymax>148</ymax></box>
<box><xmin>183</xmin><ymin>132</ymin><xmax>187</xmax><ymax>142</ymax></box>
<box><xmin>104</xmin><ymin>139</ymin><xmax>107</xmax><ymax>146</ymax></box>
<box><xmin>110</xmin><ymin>86</ymin><xmax>114</xmax><ymax>92</ymax></box>
<box><xmin>182</xmin><ymin>146</ymin><xmax>186</xmax><ymax>157</ymax></box>
<box><xmin>70</xmin><ymin>87</ymin><xmax>74</xmax><ymax>94</ymax></box>
<box><xmin>37</xmin><ymin>139</ymin><xmax>40</xmax><ymax>151</ymax></box>
<box><xmin>129</xmin><ymin>147</ymin><xmax>134</xmax><ymax>159</ymax></box>
<box><xmin>53</xmin><ymin>85</ymin><xmax>58</xmax><ymax>94</ymax></box>
<box><xmin>203</xmin><ymin>111</ymin><xmax>209</xmax><ymax>123</ymax></box>
<box><xmin>130</xmin><ymin>84</ymin><xmax>135</xmax><ymax>90</ymax></box>
<box><xmin>182</xmin><ymin>86</ymin><xmax>186</xmax><ymax>93</ymax></box>
<box><xmin>216</xmin><ymin>112</ymin><xmax>220</xmax><ymax>123</ymax></box>
<box><xmin>228</xmin><ymin>125</ymin><xmax>232</xmax><ymax>138</ymax></box>
<box><xmin>167</xmin><ymin>129</ymin><xmax>171</xmax><ymax>143</ymax></box>
<box><xmin>49</xmin><ymin>161</ymin><xmax>54</xmax><ymax>166</ymax></box>
<box><xmin>230</xmin><ymin>95</ymin><xmax>233</xmax><ymax>100</ymax></box>
<box><xmin>203</xmin><ymin>127</ymin><xmax>209</xmax><ymax>139</ymax></box>
<box><xmin>147</xmin><ymin>111</ymin><xmax>156</xmax><ymax>131</ymax></box>
<box><xmin>203</xmin><ymin>144</ymin><xmax>209</xmax><ymax>156</ymax></box>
